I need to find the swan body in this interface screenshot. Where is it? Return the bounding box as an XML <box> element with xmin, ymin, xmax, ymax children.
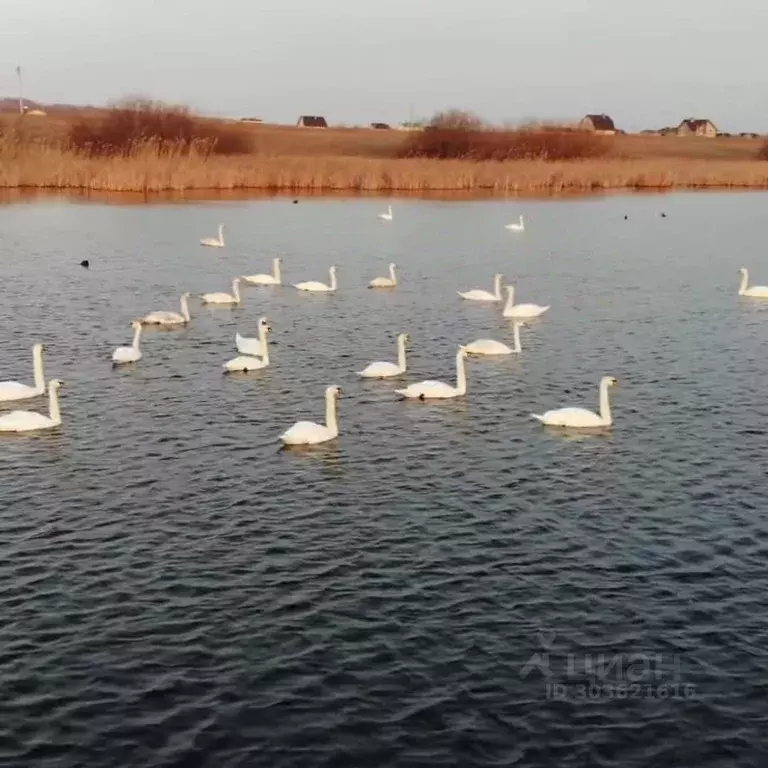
<box><xmin>502</xmin><ymin>285</ymin><xmax>549</xmax><ymax>319</ymax></box>
<box><xmin>358</xmin><ymin>333</ymin><xmax>409</xmax><ymax>378</ymax></box>
<box><xmin>0</xmin><ymin>379</ymin><xmax>64</xmax><ymax>432</ymax></box>
<box><xmin>225</xmin><ymin>320</ymin><xmax>270</xmax><ymax>372</ymax></box>
<box><xmin>532</xmin><ymin>376</ymin><xmax>618</xmax><ymax>428</ymax></box>
<box><xmin>0</xmin><ymin>343</ymin><xmax>45</xmax><ymax>401</ymax></box>
<box><xmin>139</xmin><ymin>293</ymin><xmax>191</xmax><ymax>326</ymax></box>
<box><xmin>378</xmin><ymin>205</ymin><xmax>393</xmax><ymax>221</ymax></box>
<box><xmin>395</xmin><ymin>346</ymin><xmax>468</xmax><ymax>399</ymax></box>
<box><xmin>235</xmin><ymin>317</ymin><xmax>269</xmax><ymax>356</ymax></box>
<box><xmin>112</xmin><ymin>321</ymin><xmax>143</xmax><ymax>365</ymax></box>
<box><xmin>200</xmin><ymin>224</ymin><xmax>225</xmax><ymax>248</ymax></box>
<box><xmin>280</xmin><ymin>385</ymin><xmax>341</xmax><ymax>445</ymax></box>
<box><xmin>738</xmin><ymin>268</ymin><xmax>768</xmax><ymax>297</ymax></box>
<box><xmin>242</xmin><ymin>257</ymin><xmax>282</xmax><ymax>285</ymax></box>
<box><xmin>465</xmin><ymin>323</ymin><xmax>523</xmax><ymax>355</ymax></box>
<box><xmin>505</xmin><ymin>215</ymin><xmax>525</xmax><ymax>231</ymax></box>
<box><xmin>201</xmin><ymin>278</ymin><xmax>242</xmax><ymax>305</ymax></box>
<box><xmin>294</xmin><ymin>265</ymin><xmax>337</xmax><ymax>293</ymax></box>
<box><xmin>369</xmin><ymin>262</ymin><xmax>398</xmax><ymax>288</ymax></box>
<box><xmin>458</xmin><ymin>273</ymin><xmax>504</xmax><ymax>302</ymax></box>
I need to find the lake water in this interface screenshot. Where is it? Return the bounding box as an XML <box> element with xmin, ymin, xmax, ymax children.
<box><xmin>1</xmin><ymin>191</ymin><xmax>767</xmax><ymax>767</ymax></box>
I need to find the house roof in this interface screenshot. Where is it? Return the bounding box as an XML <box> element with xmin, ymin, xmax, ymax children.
<box><xmin>583</xmin><ymin>113</ymin><xmax>616</xmax><ymax>131</ymax></box>
<box><xmin>297</xmin><ymin>115</ymin><xmax>327</xmax><ymax>127</ymax></box>
<box><xmin>679</xmin><ymin>118</ymin><xmax>716</xmax><ymax>130</ymax></box>
<box><xmin>370</xmin><ymin>122</ymin><xmax>390</xmax><ymax>130</ymax></box>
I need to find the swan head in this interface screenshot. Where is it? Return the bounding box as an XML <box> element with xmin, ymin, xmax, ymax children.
<box><xmin>330</xmin><ymin>265</ymin><xmax>337</xmax><ymax>273</ymax></box>
<box><xmin>49</xmin><ymin>379</ymin><xmax>64</xmax><ymax>391</ymax></box>
<box><xmin>326</xmin><ymin>385</ymin><xmax>342</xmax><ymax>399</ymax></box>
<box><xmin>739</xmin><ymin>267</ymin><xmax>747</xmax><ymax>274</ymax></box>
<box><xmin>33</xmin><ymin>342</ymin><xmax>43</xmax><ymax>354</ymax></box>
<box><xmin>389</xmin><ymin>262</ymin><xmax>397</xmax><ymax>269</ymax></box>
<box><xmin>397</xmin><ymin>332</ymin><xmax>410</xmax><ymax>342</ymax></box>
<box><xmin>458</xmin><ymin>345</ymin><xmax>468</xmax><ymax>356</ymax></box>
<box><xmin>130</xmin><ymin>320</ymin><xmax>142</xmax><ymax>330</ymax></box>
<box><xmin>181</xmin><ymin>292</ymin><xmax>191</xmax><ymax>299</ymax></box>
<box><xmin>602</xmin><ymin>376</ymin><xmax>618</xmax><ymax>387</ymax></box>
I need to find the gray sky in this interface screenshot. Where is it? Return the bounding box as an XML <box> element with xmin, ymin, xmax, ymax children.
<box><xmin>1</xmin><ymin>0</ymin><xmax>766</xmax><ymax>132</ymax></box>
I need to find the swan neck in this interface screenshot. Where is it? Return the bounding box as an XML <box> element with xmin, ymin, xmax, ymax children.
<box><xmin>456</xmin><ymin>351</ymin><xmax>467</xmax><ymax>394</ymax></box>
<box><xmin>180</xmin><ymin>295</ymin><xmax>190</xmax><ymax>321</ymax></box>
<box><xmin>325</xmin><ymin>390</ymin><xmax>338</xmax><ymax>436</ymax></box>
<box><xmin>513</xmin><ymin>324</ymin><xmax>521</xmax><ymax>353</ymax></box>
<box><xmin>397</xmin><ymin>336</ymin><xmax>407</xmax><ymax>369</ymax></box>
<box><xmin>32</xmin><ymin>346</ymin><xmax>45</xmax><ymax>392</ymax></box>
<box><xmin>390</xmin><ymin>264</ymin><xmax>397</xmax><ymax>283</ymax></box>
<box><xmin>218</xmin><ymin>225</ymin><xmax>224</xmax><ymax>244</ymax></box>
<box><xmin>504</xmin><ymin>286</ymin><xmax>515</xmax><ymax>310</ymax></box>
<box><xmin>232</xmin><ymin>280</ymin><xmax>241</xmax><ymax>302</ymax></box>
<box><xmin>599</xmin><ymin>380</ymin><xmax>612</xmax><ymax>425</ymax></box>
<box><xmin>49</xmin><ymin>385</ymin><xmax>61</xmax><ymax>425</ymax></box>
<box><xmin>132</xmin><ymin>325</ymin><xmax>142</xmax><ymax>350</ymax></box>
<box><xmin>274</xmin><ymin>259</ymin><xmax>281</xmax><ymax>281</ymax></box>
<box><xmin>259</xmin><ymin>324</ymin><xmax>269</xmax><ymax>363</ymax></box>
<box><xmin>329</xmin><ymin>268</ymin><xmax>337</xmax><ymax>291</ymax></box>
<box><xmin>494</xmin><ymin>275</ymin><xmax>502</xmax><ymax>299</ymax></box>
<box><xmin>739</xmin><ymin>271</ymin><xmax>749</xmax><ymax>294</ymax></box>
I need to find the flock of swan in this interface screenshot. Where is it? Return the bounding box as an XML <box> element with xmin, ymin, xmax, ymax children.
<box><xmin>2</xmin><ymin>204</ymin><xmax>765</xmax><ymax>443</ymax></box>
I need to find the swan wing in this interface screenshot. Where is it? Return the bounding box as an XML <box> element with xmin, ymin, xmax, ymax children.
<box><xmin>504</xmin><ymin>303</ymin><xmax>549</xmax><ymax>318</ymax></box>
<box><xmin>235</xmin><ymin>334</ymin><xmax>262</xmax><ymax>355</ymax></box>
<box><xmin>112</xmin><ymin>347</ymin><xmax>141</xmax><ymax>364</ymax></box>
<box><xmin>201</xmin><ymin>292</ymin><xmax>235</xmax><ymax>303</ymax></box>
<box><xmin>358</xmin><ymin>361</ymin><xmax>401</xmax><ymax>378</ymax></box>
<box><xmin>369</xmin><ymin>277</ymin><xmax>394</xmax><ymax>287</ymax></box>
<box><xmin>140</xmin><ymin>311</ymin><xmax>184</xmax><ymax>325</ymax></box>
<box><xmin>0</xmin><ymin>382</ymin><xmax>38</xmax><ymax>401</ymax></box>
<box><xmin>223</xmin><ymin>355</ymin><xmax>267</xmax><ymax>372</ymax></box>
<box><xmin>458</xmin><ymin>290</ymin><xmax>498</xmax><ymax>301</ymax></box>
<box><xmin>396</xmin><ymin>380</ymin><xmax>456</xmax><ymax>398</ymax></box>
<box><xmin>242</xmin><ymin>274</ymin><xmax>278</xmax><ymax>285</ymax></box>
<box><xmin>0</xmin><ymin>411</ymin><xmax>54</xmax><ymax>432</ymax></box>
<box><xmin>532</xmin><ymin>407</ymin><xmax>603</xmax><ymax>427</ymax></box>
<box><xmin>744</xmin><ymin>286</ymin><xmax>768</xmax><ymax>297</ymax></box>
<box><xmin>294</xmin><ymin>281</ymin><xmax>330</xmax><ymax>292</ymax></box>
<box><xmin>280</xmin><ymin>421</ymin><xmax>333</xmax><ymax>445</ymax></box>
<box><xmin>465</xmin><ymin>339</ymin><xmax>512</xmax><ymax>355</ymax></box>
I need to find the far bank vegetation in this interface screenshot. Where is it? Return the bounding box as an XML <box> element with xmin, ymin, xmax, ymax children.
<box><xmin>2</xmin><ymin>99</ymin><xmax>768</xmax><ymax>193</ymax></box>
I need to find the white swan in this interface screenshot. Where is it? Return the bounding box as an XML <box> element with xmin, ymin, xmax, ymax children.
<box><xmin>242</xmin><ymin>257</ymin><xmax>282</xmax><ymax>285</ymax></box>
<box><xmin>458</xmin><ymin>273</ymin><xmax>504</xmax><ymax>302</ymax></box>
<box><xmin>280</xmin><ymin>385</ymin><xmax>341</xmax><ymax>445</ymax></box>
<box><xmin>738</xmin><ymin>267</ymin><xmax>768</xmax><ymax>298</ymax></box>
<box><xmin>201</xmin><ymin>278</ymin><xmax>242</xmax><ymax>305</ymax></box>
<box><xmin>138</xmin><ymin>293</ymin><xmax>191</xmax><ymax>326</ymax></box>
<box><xmin>0</xmin><ymin>379</ymin><xmax>64</xmax><ymax>432</ymax></box>
<box><xmin>369</xmin><ymin>262</ymin><xmax>398</xmax><ymax>288</ymax></box>
<box><xmin>224</xmin><ymin>320</ymin><xmax>271</xmax><ymax>372</ymax></box>
<box><xmin>505</xmin><ymin>215</ymin><xmax>525</xmax><ymax>232</ymax></box>
<box><xmin>378</xmin><ymin>205</ymin><xmax>393</xmax><ymax>221</ymax></box>
<box><xmin>0</xmin><ymin>343</ymin><xmax>45</xmax><ymax>402</ymax></box>
<box><xmin>112</xmin><ymin>321</ymin><xmax>143</xmax><ymax>365</ymax></box>
<box><xmin>502</xmin><ymin>285</ymin><xmax>549</xmax><ymax>319</ymax></box>
<box><xmin>294</xmin><ymin>265</ymin><xmax>337</xmax><ymax>293</ymax></box>
<box><xmin>200</xmin><ymin>224</ymin><xmax>225</xmax><ymax>248</ymax></box>
<box><xmin>358</xmin><ymin>333</ymin><xmax>409</xmax><ymax>378</ymax></box>
<box><xmin>235</xmin><ymin>317</ymin><xmax>269</xmax><ymax>356</ymax></box>
<box><xmin>395</xmin><ymin>346</ymin><xmax>468</xmax><ymax>399</ymax></box>
<box><xmin>532</xmin><ymin>376</ymin><xmax>618</xmax><ymax>428</ymax></box>
<box><xmin>465</xmin><ymin>322</ymin><xmax>524</xmax><ymax>355</ymax></box>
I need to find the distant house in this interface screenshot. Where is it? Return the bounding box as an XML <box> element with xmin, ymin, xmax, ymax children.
<box><xmin>676</xmin><ymin>118</ymin><xmax>717</xmax><ymax>137</ymax></box>
<box><xmin>239</xmin><ymin>117</ymin><xmax>262</xmax><ymax>124</ymax></box>
<box><xmin>658</xmin><ymin>126</ymin><xmax>677</xmax><ymax>136</ymax></box>
<box><xmin>578</xmin><ymin>114</ymin><xmax>617</xmax><ymax>135</ymax></box>
<box><xmin>370</xmin><ymin>122</ymin><xmax>390</xmax><ymax>130</ymax></box>
<box><xmin>297</xmin><ymin>115</ymin><xmax>327</xmax><ymax>128</ymax></box>
<box><xmin>739</xmin><ymin>132</ymin><xmax>760</xmax><ymax>139</ymax></box>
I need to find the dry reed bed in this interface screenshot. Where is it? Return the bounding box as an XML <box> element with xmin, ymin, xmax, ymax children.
<box><xmin>3</xmin><ymin>139</ymin><xmax>768</xmax><ymax>193</ymax></box>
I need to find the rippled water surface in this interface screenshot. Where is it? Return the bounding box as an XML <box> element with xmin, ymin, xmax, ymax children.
<box><xmin>2</xmin><ymin>191</ymin><xmax>768</xmax><ymax>767</ymax></box>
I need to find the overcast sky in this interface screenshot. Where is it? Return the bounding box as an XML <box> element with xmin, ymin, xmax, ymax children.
<box><xmin>1</xmin><ymin>0</ymin><xmax>766</xmax><ymax>132</ymax></box>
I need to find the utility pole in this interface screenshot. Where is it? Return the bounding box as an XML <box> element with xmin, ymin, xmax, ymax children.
<box><xmin>16</xmin><ymin>66</ymin><xmax>23</xmax><ymax>114</ymax></box>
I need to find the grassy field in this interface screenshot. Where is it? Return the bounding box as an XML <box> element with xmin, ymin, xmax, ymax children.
<box><xmin>1</xmin><ymin>110</ymin><xmax>767</xmax><ymax>194</ymax></box>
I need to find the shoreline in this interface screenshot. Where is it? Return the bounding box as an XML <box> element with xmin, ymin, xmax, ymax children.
<box><xmin>2</xmin><ymin>148</ymin><xmax>768</xmax><ymax>201</ymax></box>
